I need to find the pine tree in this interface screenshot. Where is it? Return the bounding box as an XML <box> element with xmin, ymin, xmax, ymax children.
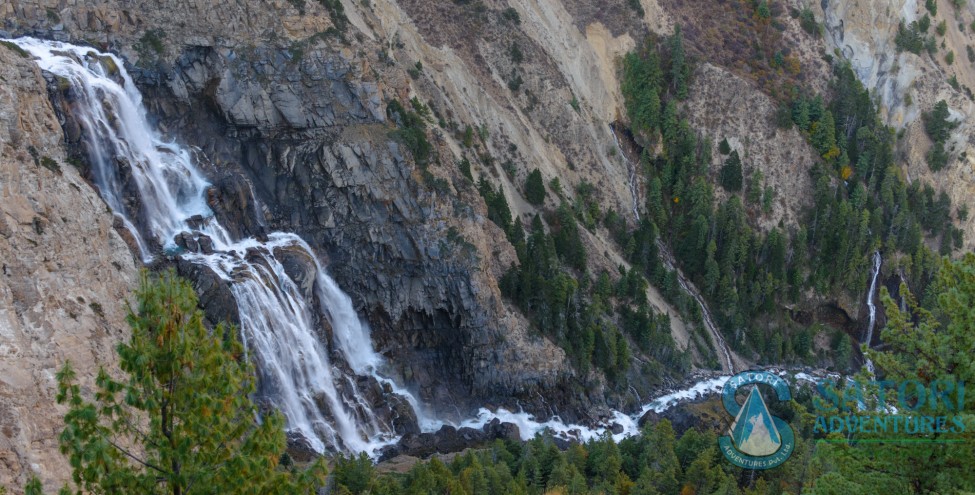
<box><xmin>719</xmin><ymin>150</ymin><xmax>743</xmax><ymax>192</ymax></box>
<box><xmin>524</xmin><ymin>168</ymin><xmax>547</xmax><ymax>205</ymax></box>
<box><xmin>55</xmin><ymin>271</ymin><xmax>326</xmax><ymax>495</ymax></box>
<box><xmin>669</xmin><ymin>26</ymin><xmax>690</xmax><ymax>100</ymax></box>
<box><xmin>718</xmin><ymin>137</ymin><xmax>731</xmax><ymax>155</ymax></box>
<box><xmin>792</xmin><ymin>97</ymin><xmax>811</xmax><ymax>131</ymax></box>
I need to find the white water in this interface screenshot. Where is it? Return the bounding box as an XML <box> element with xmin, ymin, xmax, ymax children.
<box><xmin>863</xmin><ymin>251</ymin><xmax>882</xmax><ymax>375</ymax></box>
<box><xmin>14</xmin><ymin>37</ymin><xmax>815</xmax><ymax>455</ymax></box>
<box><xmin>457</xmin><ymin>376</ymin><xmax>731</xmax><ymax>443</ymax></box>
<box><xmin>11</xmin><ymin>38</ymin><xmax>433</xmax><ymax>456</ymax></box>
<box><xmin>657</xmin><ymin>241</ymin><xmax>735</xmax><ymax>373</ymax></box>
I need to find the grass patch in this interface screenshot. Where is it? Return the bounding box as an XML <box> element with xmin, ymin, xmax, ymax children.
<box><xmin>40</xmin><ymin>156</ymin><xmax>62</xmax><ymax>175</ymax></box>
<box><xmin>0</xmin><ymin>41</ymin><xmax>29</xmax><ymax>58</ymax></box>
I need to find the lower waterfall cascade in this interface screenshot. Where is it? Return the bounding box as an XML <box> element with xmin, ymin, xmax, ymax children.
<box><xmin>10</xmin><ymin>37</ymin><xmax>831</xmax><ymax>457</ymax></box>
<box><xmin>10</xmin><ymin>37</ymin><xmax>429</xmax><ymax>456</ymax></box>
<box><xmin>863</xmin><ymin>251</ymin><xmax>882</xmax><ymax>376</ymax></box>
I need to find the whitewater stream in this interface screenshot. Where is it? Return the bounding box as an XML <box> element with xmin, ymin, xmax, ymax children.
<box><xmin>13</xmin><ymin>37</ymin><xmax>786</xmax><ymax>456</ymax></box>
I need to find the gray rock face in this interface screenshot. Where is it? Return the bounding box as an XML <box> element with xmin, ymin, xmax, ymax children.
<box><xmin>131</xmin><ymin>43</ymin><xmax>574</xmax><ymax>419</ymax></box>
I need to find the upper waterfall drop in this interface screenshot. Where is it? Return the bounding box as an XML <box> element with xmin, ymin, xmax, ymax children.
<box><xmin>10</xmin><ymin>37</ymin><xmax>426</xmax><ymax>456</ymax></box>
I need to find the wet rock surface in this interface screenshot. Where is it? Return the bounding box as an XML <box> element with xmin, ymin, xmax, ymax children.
<box><xmin>377</xmin><ymin>419</ymin><xmax>522</xmax><ymax>462</ymax></box>
<box><xmin>130</xmin><ymin>42</ymin><xmax>574</xmax><ymax>419</ymax></box>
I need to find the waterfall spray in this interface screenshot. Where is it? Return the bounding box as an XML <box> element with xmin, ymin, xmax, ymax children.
<box><xmin>13</xmin><ymin>37</ymin><xmax>795</xmax><ymax>453</ymax></box>
<box><xmin>10</xmin><ymin>37</ymin><xmax>432</xmax><ymax>456</ymax></box>
<box><xmin>863</xmin><ymin>251</ymin><xmax>882</xmax><ymax>375</ymax></box>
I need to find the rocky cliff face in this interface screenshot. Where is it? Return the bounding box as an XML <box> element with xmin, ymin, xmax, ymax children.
<box><xmin>0</xmin><ymin>44</ymin><xmax>139</xmax><ymax>490</ymax></box>
<box><xmin>819</xmin><ymin>0</ymin><xmax>975</xmax><ymax>247</ymax></box>
<box><xmin>4</xmin><ymin>0</ymin><xmax>962</xmax><ymax>489</ymax></box>
<box><xmin>3</xmin><ymin>0</ymin><xmax>573</xmax><ymax>422</ymax></box>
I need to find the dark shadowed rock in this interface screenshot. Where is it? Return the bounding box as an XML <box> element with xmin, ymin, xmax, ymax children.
<box><xmin>286</xmin><ymin>431</ymin><xmax>319</xmax><ymax>463</ymax></box>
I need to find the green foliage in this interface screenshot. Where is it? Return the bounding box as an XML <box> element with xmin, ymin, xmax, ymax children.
<box><xmin>945</xmin><ymin>49</ymin><xmax>954</xmax><ymax>64</ymax></box>
<box><xmin>718</xmin><ymin>138</ymin><xmax>731</xmax><ymax>155</ymax></box>
<box><xmin>756</xmin><ymin>1</ymin><xmax>771</xmax><ymax>20</ymax></box>
<box><xmin>810</xmin><ymin>254</ymin><xmax>975</xmax><ymax>493</ymax></box>
<box><xmin>478</xmin><ymin>178</ymin><xmax>515</xmax><ymax>237</ymax></box>
<box><xmin>810</xmin><ymin>110</ymin><xmax>838</xmax><ymax>158</ymax></box>
<box><xmin>918</xmin><ymin>13</ymin><xmax>931</xmax><ymax>33</ymax></box>
<box><xmin>509</xmin><ymin>42</ymin><xmax>524</xmax><ymax>64</ymax></box>
<box><xmin>719</xmin><ymin>150</ymin><xmax>743</xmax><ymax>192</ymax></box>
<box><xmin>923</xmin><ymin>100</ymin><xmax>953</xmax><ymax>142</ymax></box>
<box><xmin>317</xmin><ymin>0</ymin><xmax>349</xmax><ymax>33</ymax></box>
<box><xmin>501</xmin><ymin>7</ymin><xmax>521</xmax><ymax>24</ymax></box>
<box><xmin>968</xmin><ymin>45</ymin><xmax>975</xmax><ymax>63</ymax></box>
<box><xmin>927</xmin><ymin>140</ymin><xmax>949</xmax><ymax>171</ymax></box>
<box><xmin>524</xmin><ymin>168</ymin><xmax>547</xmax><ymax>205</ymax></box>
<box><xmin>621</xmin><ymin>48</ymin><xmax>663</xmax><ymax>136</ymax></box>
<box><xmin>335</xmin><ymin>420</ymin><xmax>771</xmax><ymax>495</ymax></box>
<box><xmin>626</xmin><ymin>0</ymin><xmax>645</xmax><ymax>16</ymax></box>
<box><xmin>922</xmin><ymin>100</ymin><xmax>956</xmax><ymax>171</ymax></box>
<box><xmin>0</xmin><ymin>40</ymin><xmax>30</xmax><ymax>58</ymax></box>
<box><xmin>622</xmin><ymin>41</ymin><xmax>956</xmax><ymax>363</ymax></box>
<box><xmin>387</xmin><ymin>100</ymin><xmax>433</xmax><ymax>166</ymax></box>
<box><xmin>40</xmin><ymin>155</ymin><xmax>62</xmax><ymax>175</ymax></box>
<box><xmin>895</xmin><ymin>20</ymin><xmax>932</xmax><ymax>54</ymax></box>
<box><xmin>55</xmin><ymin>270</ymin><xmax>326</xmax><ymax>494</ymax></box>
<box><xmin>948</xmin><ymin>75</ymin><xmax>960</xmax><ymax>90</ymax></box>
<box><xmin>669</xmin><ymin>26</ymin><xmax>691</xmax><ymax>100</ymax></box>
<box><xmin>936</xmin><ymin>19</ymin><xmax>947</xmax><ymax>36</ymax></box>
<box><xmin>458</xmin><ymin>158</ymin><xmax>473</xmax><ymax>182</ymax></box>
<box><xmin>552</xmin><ymin>202</ymin><xmax>587</xmax><ymax>271</ymax></box>
<box><xmin>925</xmin><ymin>0</ymin><xmax>937</xmax><ymax>16</ymax></box>
<box><xmin>799</xmin><ymin>7</ymin><xmax>819</xmax><ymax>36</ymax></box>
<box><xmin>134</xmin><ymin>29</ymin><xmax>166</xmax><ymax>62</ymax></box>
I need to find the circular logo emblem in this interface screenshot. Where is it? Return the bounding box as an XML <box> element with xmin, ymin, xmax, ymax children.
<box><xmin>718</xmin><ymin>371</ymin><xmax>795</xmax><ymax>469</ymax></box>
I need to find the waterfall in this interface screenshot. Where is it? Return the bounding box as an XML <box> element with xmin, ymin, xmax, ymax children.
<box><xmin>863</xmin><ymin>251</ymin><xmax>882</xmax><ymax>375</ymax></box>
<box><xmin>11</xmin><ymin>37</ymin><xmax>431</xmax><ymax>456</ymax></box>
<box><xmin>15</xmin><ymin>37</ymin><xmax>829</xmax><ymax>455</ymax></box>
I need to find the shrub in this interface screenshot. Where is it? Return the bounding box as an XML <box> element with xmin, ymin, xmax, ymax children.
<box><xmin>509</xmin><ymin>42</ymin><xmax>524</xmax><ymax>64</ymax></box>
<box><xmin>0</xmin><ymin>40</ymin><xmax>29</xmax><ymax>58</ymax></box>
<box><xmin>627</xmin><ymin>0</ymin><xmax>645</xmax><ymax>16</ymax></box>
<box><xmin>799</xmin><ymin>7</ymin><xmax>819</xmax><ymax>36</ymax></box>
<box><xmin>501</xmin><ymin>7</ymin><xmax>520</xmax><ymax>24</ymax></box>
<box><xmin>918</xmin><ymin>14</ymin><xmax>931</xmax><ymax>33</ymax></box>
<box><xmin>946</xmin><ymin>50</ymin><xmax>955</xmax><ymax>65</ymax></box>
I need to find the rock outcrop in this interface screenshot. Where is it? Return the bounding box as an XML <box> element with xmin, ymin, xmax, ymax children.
<box><xmin>0</xmin><ymin>44</ymin><xmax>139</xmax><ymax>490</ymax></box>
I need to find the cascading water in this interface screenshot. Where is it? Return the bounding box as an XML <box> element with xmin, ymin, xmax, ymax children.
<box><xmin>10</xmin><ymin>37</ymin><xmax>430</xmax><ymax>456</ymax></box>
<box><xmin>14</xmin><ymin>37</ymin><xmax>841</xmax><ymax>454</ymax></box>
<box><xmin>863</xmin><ymin>251</ymin><xmax>882</xmax><ymax>375</ymax></box>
